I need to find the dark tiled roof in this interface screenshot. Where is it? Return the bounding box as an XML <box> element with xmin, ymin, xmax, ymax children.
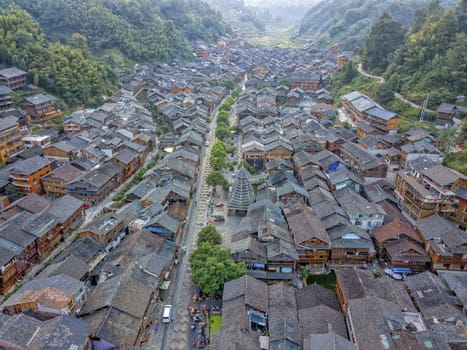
<box><xmin>47</xmin><ymin>194</ymin><xmax>83</xmax><ymax>223</ymax></box>
<box><xmin>10</xmin><ymin>155</ymin><xmax>51</xmax><ymax>175</ymax></box>
<box><xmin>28</xmin><ymin>315</ymin><xmax>90</xmax><ymax>350</ymax></box>
<box><xmin>373</xmin><ymin>218</ymin><xmax>420</xmax><ymax>244</ymax></box>
<box><xmin>80</xmin><ymin>274</ymin><xmax>152</xmax><ymax>319</ymax></box>
<box><xmin>299</xmin><ymin>304</ymin><xmax>348</xmax><ymax>340</ymax></box>
<box><xmin>303</xmin><ymin>332</ymin><xmax>356</xmax><ymax>350</ymax></box>
<box><xmin>296</xmin><ymin>283</ymin><xmax>339</xmax><ymax>311</ymax></box>
<box><xmin>223</xmin><ymin>275</ymin><xmax>268</xmax><ymax>313</ymax></box>
<box><xmin>0</xmin><ymin>116</ymin><xmax>17</xmax><ymax>132</ymax></box>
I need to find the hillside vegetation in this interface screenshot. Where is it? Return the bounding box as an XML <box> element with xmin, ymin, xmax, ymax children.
<box><xmin>8</xmin><ymin>0</ymin><xmax>230</xmax><ymax>63</ymax></box>
<box><xmin>362</xmin><ymin>0</ymin><xmax>467</xmax><ymax>108</ymax></box>
<box><xmin>0</xmin><ymin>6</ymin><xmax>117</xmax><ymax>106</ymax></box>
<box><xmin>299</xmin><ymin>0</ymin><xmax>455</xmax><ymax>50</ymax></box>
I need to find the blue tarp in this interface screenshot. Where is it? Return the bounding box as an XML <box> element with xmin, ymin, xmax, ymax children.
<box><xmin>393</xmin><ymin>267</ymin><xmax>411</xmax><ymax>274</ymax></box>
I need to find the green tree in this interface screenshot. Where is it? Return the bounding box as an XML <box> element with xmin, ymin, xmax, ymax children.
<box><xmin>222</xmin><ymin>80</ymin><xmax>234</xmax><ymax>91</ymax></box>
<box><xmin>278</xmin><ymin>78</ymin><xmax>291</xmax><ymax>87</ymax></box>
<box><xmin>206</xmin><ymin>170</ymin><xmax>229</xmax><ymax>191</ymax></box>
<box><xmin>197</xmin><ymin>224</ymin><xmax>222</xmax><ymax>246</ymax></box>
<box><xmin>210</xmin><ymin>156</ymin><xmax>227</xmax><ymax>171</ymax></box>
<box><xmin>443</xmin><ymin>149</ymin><xmax>467</xmax><ymax>175</ymax></box>
<box><xmin>212</xmin><ymin>140</ymin><xmax>227</xmax><ymax>152</ymax></box>
<box><xmin>216</xmin><ymin>125</ymin><xmax>229</xmax><ymax>140</ymax></box>
<box><xmin>237</xmin><ymin>160</ymin><xmax>255</xmax><ymax>174</ymax></box>
<box><xmin>362</xmin><ymin>12</ymin><xmax>406</xmax><ymax>74</ymax></box>
<box><xmin>436</xmin><ymin>128</ymin><xmax>457</xmax><ymax>152</ymax></box>
<box><xmin>341</xmin><ymin>61</ymin><xmax>358</xmax><ymax>84</ymax></box>
<box><xmin>5</xmin><ymin>184</ymin><xmax>21</xmax><ymax>202</ymax></box>
<box><xmin>189</xmin><ymin>243</ymin><xmax>245</xmax><ymax>296</ymax></box>
<box><xmin>376</xmin><ymin>82</ymin><xmax>395</xmax><ymax>105</ymax></box>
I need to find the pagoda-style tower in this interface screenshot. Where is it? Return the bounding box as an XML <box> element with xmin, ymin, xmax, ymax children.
<box><xmin>227</xmin><ymin>167</ymin><xmax>255</xmax><ymax>216</ymax></box>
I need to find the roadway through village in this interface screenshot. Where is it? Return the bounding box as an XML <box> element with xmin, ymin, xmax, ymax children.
<box><xmin>145</xmin><ymin>105</ymin><xmax>218</xmax><ymax>350</ymax></box>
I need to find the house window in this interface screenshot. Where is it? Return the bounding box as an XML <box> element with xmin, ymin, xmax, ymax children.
<box><xmin>443</xmin><ymin>264</ymin><xmax>450</xmax><ymax>269</ymax></box>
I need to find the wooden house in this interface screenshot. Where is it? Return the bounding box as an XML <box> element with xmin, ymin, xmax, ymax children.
<box><xmin>42</xmin><ymin>164</ymin><xmax>83</xmax><ymax>198</ymax></box>
<box><xmin>0</xmin><ymin>116</ymin><xmax>24</xmax><ymax>164</ymax></box>
<box><xmin>2</xmin><ymin>274</ymin><xmax>87</xmax><ymax>316</ymax></box>
<box><xmin>66</xmin><ymin>162</ymin><xmax>123</xmax><ymax>205</ymax></box>
<box><xmin>339</xmin><ymin>142</ymin><xmax>387</xmax><ymax>180</ymax></box>
<box><xmin>373</xmin><ymin>218</ymin><xmax>429</xmax><ymax>272</ymax></box>
<box><xmin>289</xmin><ymin>71</ymin><xmax>321</xmax><ymax>90</ymax></box>
<box><xmin>415</xmin><ymin>215</ymin><xmax>467</xmax><ymax>272</ymax></box>
<box><xmin>42</xmin><ymin>141</ymin><xmax>77</xmax><ymax>161</ymax></box>
<box><xmin>0</xmin><ymin>216</ymin><xmax>38</xmax><ymax>295</ymax></box>
<box><xmin>0</xmin><ymin>67</ymin><xmax>27</xmax><ymax>90</ymax></box>
<box><xmin>9</xmin><ymin>156</ymin><xmax>52</xmax><ymax>194</ymax></box>
<box><xmin>78</xmin><ymin>213</ymin><xmax>124</xmax><ymax>246</ymax></box>
<box><xmin>47</xmin><ymin>194</ymin><xmax>84</xmax><ymax>238</ymax></box>
<box><xmin>284</xmin><ymin>202</ymin><xmax>330</xmax><ymax>270</ymax></box>
<box><xmin>328</xmin><ymin>225</ymin><xmax>375</xmax><ymax>266</ymax></box>
<box><xmin>0</xmin><ymin>85</ymin><xmax>13</xmax><ymax>111</ymax></box>
<box><xmin>20</xmin><ymin>94</ymin><xmax>62</xmax><ymax>123</ymax></box>
<box><xmin>435</xmin><ymin>103</ymin><xmax>457</xmax><ymax>128</ymax></box>
<box><xmin>111</xmin><ymin>148</ymin><xmax>143</xmax><ymax>180</ymax></box>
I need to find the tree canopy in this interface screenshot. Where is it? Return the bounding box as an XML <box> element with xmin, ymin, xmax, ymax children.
<box><xmin>362</xmin><ymin>12</ymin><xmax>406</xmax><ymax>74</ymax></box>
<box><xmin>3</xmin><ymin>0</ymin><xmax>231</xmax><ymax>64</ymax></box>
<box><xmin>206</xmin><ymin>170</ymin><xmax>229</xmax><ymax>191</ymax></box>
<box><xmin>0</xmin><ymin>6</ymin><xmax>117</xmax><ymax>106</ymax></box>
<box><xmin>382</xmin><ymin>0</ymin><xmax>467</xmax><ymax>107</ymax></box>
<box><xmin>190</xmin><ymin>243</ymin><xmax>245</xmax><ymax>296</ymax></box>
<box><xmin>197</xmin><ymin>224</ymin><xmax>222</xmax><ymax>246</ymax></box>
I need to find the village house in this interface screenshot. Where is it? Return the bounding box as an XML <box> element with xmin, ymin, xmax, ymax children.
<box><xmin>41</xmin><ymin>141</ymin><xmax>77</xmax><ymax>161</ymax></box>
<box><xmin>41</xmin><ymin>164</ymin><xmax>83</xmax><ymax>198</ymax></box>
<box><xmin>289</xmin><ymin>71</ymin><xmax>322</xmax><ymax>90</ymax></box>
<box><xmin>46</xmin><ymin>194</ymin><xmax>84</xmax><ymax>238</ymax></box>
<box><xmin>0</xmin><ymin>116</ymin><xmax>24</xmax><ymax>164</ymax></box>
<box><xmin>436</xmin><ymin>102</ymin><xmax>457</xmax><ymax>128</ymax></box>
<box><xmin>79</xmin><ymin>274</ymin><xmax>153</xmax><ymax>347</ymax></box>
<box><xmin>373</xmin><ymin>218</ymin><xmax>429</xmax><ymax>272</ymax></box>
<box><xmin>0</xmin><ymin>215</ymin><xmax>38</xmax><ymax>294</ymax></box>
<box><xmin>20</xmin><ymin>94</ymin><xmax>62</xmax><ymax>123</ymax></box>
<box><xmin>0</xmin><ymin>85</ymin><xmax>13</xmax><ymax>111</ymax></box>
<box><xmin>334</xmin><ymin>187</ymin><xmax>386</xmax><ymax>231</ymax></box>
<box><xmin>415</xmin><ymin>214</ymin><xmax>466</xmax><ymax>272</ymax></box>
<box><xmin>328</xmin><ymin>224</ymin><xmax>375</xmax><ymax>266</ymax></box>
<box><xmin>394</xmin><ymin>165</ymin><xmax>465</xmax><ymax>221</ymax></box>
<box><xmin>284</xmin><ymin>201</ymin><xmax>331</xmax><ymax>270</ymax></box>
<box><xmin>66</xmin><ymin>161</ymin><xmax>123</xmax><ymax>205</ymax></box>
<box><xmin>111</xmin><ymin>147</ymin><xmax>144</xmax><ymax>180</ymax></box>
<box><xmin>339</xmin><ymin>142</ymin><xmax>387</xmax><ymax>180</ymax></box>
<box><xmin>449</xmin><ymin>185</ymin><xmax>467</xmax><ymax>229</ymax></box>
<box><xmin>9</xmin><ymin>155</ymin><xmax>52</xmax><ymax>194</ymax></box>
<box><xmin>2</xmin><ymin>273</ymin><xmax>87</xmax><ymax>317</ymax></box>
<box><xmin>341</xmin><ymin>91</ymin><xmax>400</xmax><ymax>134</ymax></box>
<box><xmin>0</xmin><ymin>313</ymin><xmax>91</xmax><ymax>350</ymax></box>
<box><xmin>400</xmin><ymin>141</ymin><xmax>443</xmax><ymax>167</ymax></box>
<box><xmin>78</xmin><ymin>213</ymin><xmax>124</xmax><ymax>247</ymax></box>
<box><xmin>0</xmin><ymin>67</ymin><xmax>27</xmax><ymax>90</ymax></box>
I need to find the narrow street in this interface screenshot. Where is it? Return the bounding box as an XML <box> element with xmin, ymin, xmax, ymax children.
<box><xmin>145</xmin><ymin>103</ymin><xmax>219</xmax><ymax>350</ymax></box>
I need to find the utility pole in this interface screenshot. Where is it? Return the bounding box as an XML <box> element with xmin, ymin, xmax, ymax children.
<box><xmin>419</xmin><ymin>94</ymin><xmax>429</xmax><ymax>122</ymax></box>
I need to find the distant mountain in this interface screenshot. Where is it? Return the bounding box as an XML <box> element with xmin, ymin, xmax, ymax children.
<box><xmin>5</xmin><ymin>0</ymin><xmax>231</xmax><ymax>63</ymax></box>
<box><xmin>299</xmin><ymin>0</ymin><xmax>456</xmax><ymax>50</ymax></box>
<box><xmin>204</xmin><ymin>0</ymin><xmax>266</xmax><ymax>33</ymax></box>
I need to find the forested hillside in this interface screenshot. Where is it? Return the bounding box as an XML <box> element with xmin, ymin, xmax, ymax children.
<box><xmin>299</xmin><ymin>0</ymin><xmax>455</xmax><ymax>50</ymax></box>
<box><xmin>8</xmin><ymin>0</ymin><xmax>230</xmax><ymax>62</ymax></box>
<box><xmin>363</xmin><ymin>0</ymin><xmax>467</xmax><ymax>108</ymax></box>
<box><xmin>0</xmin><ymin>6</ymin><xmax>117</xmax><ymax>106</ymax></box>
